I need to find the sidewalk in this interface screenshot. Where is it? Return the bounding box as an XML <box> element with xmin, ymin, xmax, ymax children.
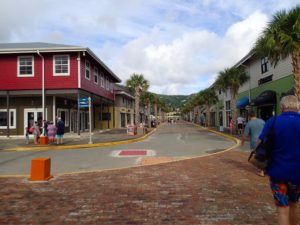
<box><xmin>1</xmin><ymin>149</ymin><xmax>295</xmax><ymax>224</ymax></box>
<box><xmin>0</xmin><ymin>128</ymin><xmax>151</xmax><ymax>151</ymax></box>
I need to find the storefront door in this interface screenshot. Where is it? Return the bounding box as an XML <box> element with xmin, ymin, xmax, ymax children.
<box><xmin>79</xmin><ymin>111</ymin><xmax>89</xmax><ymax>131</ymax></box>
<box><xmin>258</xmin><ymin>105</ymin><xmax>274</xmax><ymax>122</ymax></box>
<box><xmin>120</xmin><ymin>113</ymin><xmax>126</xmax><ymax>127</ymax></box>
<box><xmin>24</xmin><ymin>108</ymin><xmax>45</xmax><ymax>136</ymax></box>
<box><xmin>70</xmin><ymin>109</ymin><xmax>78</xmax><ymax>132</ymax></box>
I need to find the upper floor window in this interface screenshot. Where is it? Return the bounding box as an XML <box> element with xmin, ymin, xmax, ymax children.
<box><xmin>18</xmin><ymin>56</ymin><xmax>34</xmax><ymax>77</ymax></box>
<box><xmin>261</xmin><ymin>57</ymin><xmax>269</xmax><ymax>74</ymax></box>
<box><xmin>225</xmin><ymin>100</ymin><xmax>231</xmax><ymax>110</ymax></box>
<box><xmin>100</xmin><ymin>73</ymin><xmax>104</xmax><ymax>87</ymax></box>
<box><xmin>85</xmin><ymin>61</ymin><xmax>90</xmax><ymax>80</ymax></box>
<box><xmin>94</xmin><ymin>67</ymin><xmax>99</xmax><ymax>84</ymax></box>
<box><xmin>54</xmin><ymin>55</ymin><xmax>70</xmax><ymax>76</ymax></box>
<box><xmin>0</xmin><ymin>109</ymin><xmax>16</xmax><ymax>129</ymax></box>
<box><xmin>106</xmin><ymin>77</ymin><xmax>110</xmax><ymax>90</ymax></box>
<box><xmin>110</xmin><ymin>82</ymin><xmax>114</xmax><ymax>93</ymax></box>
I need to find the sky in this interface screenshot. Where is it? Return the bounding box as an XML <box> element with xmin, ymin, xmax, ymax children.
<box><xmin>0</xmin><ymin>0</ymin><xmax>298</xmax><ymax>95</ymax></box>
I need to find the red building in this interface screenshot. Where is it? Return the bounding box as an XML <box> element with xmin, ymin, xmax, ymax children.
<box><xmin>0</xmin><ymin>42</ymin><xmax>121</xmax><ymax>136</ymax></box>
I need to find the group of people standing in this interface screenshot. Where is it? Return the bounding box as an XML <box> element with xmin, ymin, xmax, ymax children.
<box><xmin>26</xmin><ymin>117</ymin><xmax>65</xmax><ymax>145</ymax></box>
<box><xmin>241</xmin><ymin>95</ymin><xmax>300</xmax><ymax>225</ymax></box>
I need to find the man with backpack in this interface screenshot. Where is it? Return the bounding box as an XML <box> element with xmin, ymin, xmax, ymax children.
<box><xmin>259</xmin><ymin>95</ymin><xmax>300</xmax><ymax>225</ymax></box>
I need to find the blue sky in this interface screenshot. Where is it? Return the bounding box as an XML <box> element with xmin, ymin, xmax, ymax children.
<box><xmin>0</xmin><ymin>0</ymin><xmax>298</xmax><ymax>95</ymax></box>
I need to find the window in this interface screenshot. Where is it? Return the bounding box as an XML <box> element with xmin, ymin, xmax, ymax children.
<box><xmin>225</xmin><ymin>100</ymin><xmax>231</xmax><ymax>110</ymax></box>
<box><xmin>57</xmin><ymin>109</ymin><xmax>69</xmax><ymax>127</ymax></box>
<box><xmin>94</xmin><ymin>67</ymin><xmax>99</xmax><ymax>84</ymax></box>
<box><xmin>100</xmin><ymin>73</ymin><xmax>104</xmax><ymax>87</ymax></box>
<box><xmin>225</xmin><ymin>100</ymin><xmax>231</xmax><ymax>128</ymax></box>
<box><xmin>261</xmin><ymin>57</ymin><xmax>269</xmax><ymax>73</ymax></box>
<box><xmin>54</xmin><ymin>55</ymin><xmax>70</xmax><ymax>76</ymax></box>
<box><xmin>85</xmin><ymin>61</ymin><xmax>90</xmax><ymax>80</ymax></box>
<box><xmin>110</xmin><ymin>82</ymin><xmax>114</xmax><ymax>93</ymax></box>
<box><xmin>18</xmin><ymin>56</ymin><xmax>34</xmax><ymax>77</ymax></box>
<box><xmin>106</xmin><ymin>77</ymin><xmax>110</xmax><ymax>90</ymax></box>
<box><xmin>0</xmin><ymin>109</ymin><xmax>16</xmax><ymax>129</ymax></box>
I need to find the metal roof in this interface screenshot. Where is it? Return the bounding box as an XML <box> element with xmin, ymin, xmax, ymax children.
<box><xmin>0</xmin><ymin>42</ymin><xmax>121</xmax><ymax>82</ymax></box>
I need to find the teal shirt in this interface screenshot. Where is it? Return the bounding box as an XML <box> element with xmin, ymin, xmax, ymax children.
<box><xmin>244</xmin><ymin>118</ymin><xmax>265</xmax><ymax>149</ymax></box>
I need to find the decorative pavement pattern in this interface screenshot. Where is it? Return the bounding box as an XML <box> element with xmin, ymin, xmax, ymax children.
<box><xmin>1</xmin><ymin>149</ymin><xmax>299</xmax><ymax>225</ymax></box>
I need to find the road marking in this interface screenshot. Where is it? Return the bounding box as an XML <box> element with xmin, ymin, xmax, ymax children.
<box><xmin>111</xmin><ymin>149</ymin><xmax>156</xmax><ymax>157</ymax></box>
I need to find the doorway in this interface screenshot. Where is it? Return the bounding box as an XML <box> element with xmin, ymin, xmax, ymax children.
<box><xmin>24</xmin><ymin>108</ymin><xmax>46</xmax><ymax>136</ymax></box>
<box><xmin>120</xmin><ymin>113</ymin><xmax>126</xmax><ymax>127</ymax></box>
<box><xmin>70</xmin><ymin>109</ymin><xmax>78</xmax><ymax>132</ymax></box>
<box><xmin>258</xmin><ymin>105</ymin><xmax>275</xmax><ymax>122</ymax></box>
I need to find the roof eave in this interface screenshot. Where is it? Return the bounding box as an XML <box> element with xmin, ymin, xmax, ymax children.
<box><xmin>115</xmin><ymin>91</ymin><xmax>134</xmax><ymax>99</ymax></box>
<box><xmin>86</xmin><ymin>48</ymin><xmax>121</xmax><ymax>83</ymax></box>
<box><xmin>0</xmin><ymin>47</ymin><xmax>86</xmax><ymax>54</ymax></box>
<box><xmin>234</xmin><ymin>51</ymin><xmax>254</xmax><ymax>68</ymax></box>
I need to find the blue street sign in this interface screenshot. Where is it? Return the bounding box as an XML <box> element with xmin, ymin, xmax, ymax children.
<box><xmin>79</xmin><ymin>104</ymin><xmax>88</xmax><ymax>108</ymax></box>
<box><xmin>79</xmin><ymin>98</ymin><xmax>89</xmax><ymax>108</ymax></box>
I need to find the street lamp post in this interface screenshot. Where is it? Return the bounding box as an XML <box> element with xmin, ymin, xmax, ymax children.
<box><xmin>37</xmin><ymin>50</ymin><xmax>45</xmax><ymax>135</ymax></box>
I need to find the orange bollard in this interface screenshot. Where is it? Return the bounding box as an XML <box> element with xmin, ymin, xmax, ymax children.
<box><xmin>39</xmin><ymin>136</ymin><xmax>49</xmax><ymax>145</ymax></box>
<box><xmin>29</xmin><ymin>158</ymin><xmax>53</xmax><ymax>181</ymax></box>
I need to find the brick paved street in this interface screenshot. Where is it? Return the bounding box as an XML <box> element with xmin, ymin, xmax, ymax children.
<box><xmin>1</xmin><ymin>149</ymin><xmax>296</xmax><ymax>225</ymax></box>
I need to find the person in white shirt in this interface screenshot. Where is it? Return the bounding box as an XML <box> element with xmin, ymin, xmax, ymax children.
<box><xmin>237</xmin><ymin>115</ymin><xmax>245</xmax><ymax>135</ymax></box>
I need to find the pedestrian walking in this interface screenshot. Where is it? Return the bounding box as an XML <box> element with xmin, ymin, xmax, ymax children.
<box><xmin>25</xmin><ymin>126</ymin><xmax>29</xmax><ymax>144</ymax></box>
<box><xmin>237</xmin><ymin>114</ymin><xmax>245</xmax><ymax>135</ymax></box>
<box><xmin>258</xmin><ymin>95</ymin><xmax>300</xmax><ymax>225</ymax></box>
<box><xmin>32</xmin><ymin>121</ymin><xmax>40</xmax><ymax>144</ymax></box>
<box><xmin>56</xmin><ymin>117</ymin><xmax>65</xmax><ymax>145</ymax></box>
<box><xmin>47</xmin><ymin>121</ymin><xmax>57</xmax><ymax>144</ymax></box>
<box><xmin>43</xmin><ymin>120</ymin><xmax>48</xmax><ymax>136</ymax></box>
<box><xmin>241</xmin><ymin>110</ymin><xmax>265</xmax><ymax>177</ymax></box>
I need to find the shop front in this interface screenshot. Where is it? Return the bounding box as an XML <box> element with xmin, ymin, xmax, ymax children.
<box><xmin>251</xmin><ymin>90</ymin><xmax>277</xmax><ymax>121</ymax></box>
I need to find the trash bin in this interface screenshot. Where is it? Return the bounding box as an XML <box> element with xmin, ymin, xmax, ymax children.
<box><xmin>127</xmin><ymin>125</ymin><xmax>137</xmax><ymax>136</ymax></box>
<box><xmin>219</xmin><ymin>126</ymin><xmax>224</xmax><ymax>132</ymax></box>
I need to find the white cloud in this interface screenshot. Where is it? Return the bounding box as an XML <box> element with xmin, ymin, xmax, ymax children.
<box><xmin>110</xmin><ymin>10</ymin><xmax>268</xmax><ymax>95</ymax></box>
<box><xmin>0</xmin><ymin>0</ymin><xmax>298</xmax><ymax>95</ymax></box>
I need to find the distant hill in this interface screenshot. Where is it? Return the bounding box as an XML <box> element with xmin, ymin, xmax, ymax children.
<box><xmin>156</xmin><ymin>94</ymin><xmax>190</xmax><ymax>111</ymax></box>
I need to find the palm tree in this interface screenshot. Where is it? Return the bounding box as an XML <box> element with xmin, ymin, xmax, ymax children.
<box><xmin>214</xmin><ymin>67</ymin><xmax>249</xmax><ymax>134</ymax></box>
<box><xmin>141</xmin><ymin>92</ymin><xmax>155</xmax><ymax>128</ymax></box>
<box><xmin>126</xmin><ymin>74</ymin><xmax>149</xmax><ymax>126</ymax></box>
<box><xmin>181</xmin><ymin>94</ymin><xmax>196</xmax><ymax>121</ymax></box>
<box><xmin>198</xmin><ymin>88</ymin><xmax>218</xmax><ymax>127</ymax></box>
<box><xmin>252</xmin><ymin>6</ymin><xmax>300</xmax><ymax>100</ymax></box>
<box><xmin>155</xmin><ymin>97</ymin><xmax>166</xmax><ymax>124</ymax></box>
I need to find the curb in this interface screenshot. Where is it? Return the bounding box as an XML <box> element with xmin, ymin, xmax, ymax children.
<box><xmin>3</xmin><ymin>129</ymin><xmax>157</xmax><ymax>152</ymax></box>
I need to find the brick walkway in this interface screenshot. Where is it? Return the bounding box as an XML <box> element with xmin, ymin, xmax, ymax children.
<box><xmin>1</xmin><ymin>149</ymin><xmax>298</xmax><ymax>225</ymax></box>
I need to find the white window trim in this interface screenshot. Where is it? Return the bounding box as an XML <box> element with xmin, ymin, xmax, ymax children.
<box><xmin>17</xmin><ymin>56</ymin><xmax>34</xmax><ymax>77</ymax></box>
<box><xmin>0</xmin><ymin>109</ymin><xmax>16</xmax><ymax>129</ymax></box>
<box><xmin>57</xmin><ymin>108</ymin><xmax>69</xmax><ymax>127</ymax></box>
<box><xmin>85</xmin><ymin>60</ymin><xmax>90</xmax><ymax>80</ymax></box>
<box><xmin>94</xmin><ymin>67</ymin><xmax>99</xmax><ymax>84</ymax></box>
<box><xmin>100</xmin><ymin>73</ymin><xmax>104</xmax><ymax>88</ymax></box>
<box><xmin>53</xmin><ymin>55</ymin><xmax>70</xmax><ymax>76</ymax></box>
